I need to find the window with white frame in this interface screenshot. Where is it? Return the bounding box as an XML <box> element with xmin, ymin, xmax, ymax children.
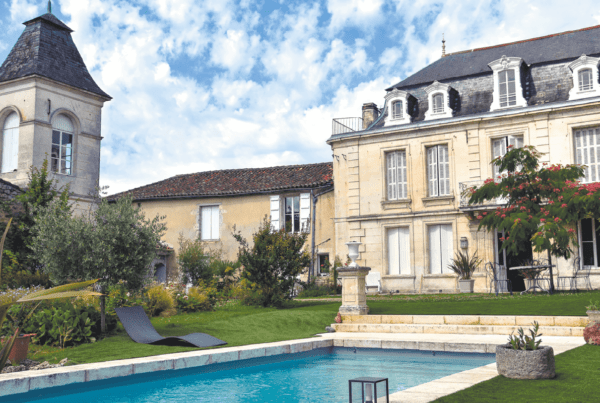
<box><xmin>498</xmin><ymin>69</ymin><xmax>517</xmax><ymax>107</ymax></box>
<box><xmin>424</xmin><ymin>81</ymin><xmax>453</xmax><ymax>120</ymax></box>
<box><xmin>579</xmin><ymin>218</ymin><xmax>600</xmax><ymax>267</ymax></box>
<box><xmin>428</xmin><ymin>224</ymin><xmax>453</xmax><ymax>274</ymax></box>
<box><xmin>392</xmin><ymin>100</ymin><xmax>403</xmax><ymax>119</ymax></box>
<box><xmin>384</xmin><ymin>89</ymin><xmax>411</xmax><ymax>126</ymax></box>
<box><xmin>426</xmin><ymin>145</ymin><xmax>450</xmax><ymax>197</ymax></box>
<box><xmin>388</xmin><ymin>227</ymin><xmax>410</xmax><ymax>275</ymax></box>
<box><xmin>488</xmin><ymin>55</ymin><xmax>527</xmax><ymax>111</ymax></box>
<box><xmin>568</xmin><ymin>54</ymin><xmax>600</xmax><ymax>100</ymax></box>
<box><xmin>270</xmin><ymin>194</ymin><xmax>310</xmax><ymax>233</ymax></box>
<box><xmin>492</xmin><ymin>135</ymin><xmax>523</xmax><ymax>181</ymax></box>
<box><xmin>200</xmin><ymin>205</ymin><xmax>219</xmax><ymax>240</ymax></box>
<box><xmin>432</xmin><ymin>94</ymin><xmax>444</xmax><ymax>113</ymax></box>
<box><xmin>51</xmin><ymin>114</ymin><xmax>74</xmax><ymax>175</ymax></box>
<box><xmin>386</xmin><ymin>150</ymin><xmax>407</xmax><ymax>200</ymax></box>
<box><xmin>2</xmin><ymin>112</ymin><xmax>19</xmax><ymax>173</ymax></box>
<box><xmin>574</xmin><ymin>127</ymin><xmax>600</xmax><ymax>183</ymax></box>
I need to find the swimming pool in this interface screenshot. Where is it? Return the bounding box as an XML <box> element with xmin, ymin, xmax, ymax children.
<box><xmin>7</xmin><ymin>347</ymin><xmax>495</xmax><ymax>402</ymax></box>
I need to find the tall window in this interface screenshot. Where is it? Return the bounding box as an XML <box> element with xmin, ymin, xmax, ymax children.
<box><xmin>51</xmin><ymin>115</ymin><xmax>73</xmax><ymax>175</ymax></box>
<box><xmin>579</xmin><ymin>69</ymin><xmax>593</xmax><ymax>91</ymax></box>
<box><xmin>2</xmin><ymin>112</ymin><xmax>19</xmax><ymax>173</ymax></box>
<box><xmin>580</xmin><ymin>218</ymin><xmax>600</xmax><ymax>267</ymax></box>
<box><xmin>432</xmin><ymin>93</ymin><xmax>444</xmax><ymax>113</ymax></box>
<box><xmin>574</xmin><ymin>127</ymin><xmax>600</xmax><ymax>183</ymax></box>
<box><xmin>492</xmin><ymin>135</ymin><xmax>523</xmax><ymax>181</ymax></box>
<box><xmin>498</xmin><ymin>69</ymin><xmax>517</xmax><ymax>108</ymax></box>
<box><xmin>200</xmin><ymin>205</ymin><xmax>219</xmax><ymax>240</ymax></box>
<box><xmin>388</xmin><ymin>227</ymin><xmax>410</xmax><ymax>275</ymax></box>
<box><xmin>427</xmin><ymin>145</ymin><xmax>450</xmax><ymax>197</ymax></box>
<box><xmin>392</xmin><ymin>100</ymin><xmax>403</xmax><ymax>119</ymax></box>
<box><xmin>285</xmin><ymin>196</ymin><xmax>300</xmax><ymax>232</ymax></box>
<box><xmin>429</xmin><ymin>224</ymin><xmax>453</xmax><ymax>274</ymax></box>
<box><xmin>387</xmin><ymin>151</ymin><xmax>407</xmax><ymax>200</ymax></box>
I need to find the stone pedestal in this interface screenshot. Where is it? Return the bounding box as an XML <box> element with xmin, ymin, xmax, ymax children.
<box><xmin>338</xmin><ymin>266</ymin><xmax>370</xmax><ymax>315</ymax></box>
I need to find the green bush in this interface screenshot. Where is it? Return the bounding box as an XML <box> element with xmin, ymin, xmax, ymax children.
<box><xmin>177</xmin><ymin>235</ymin><xmax>222</xmax><ymax>285</ymax></box>
<box><xmin>145</xmin><ymin>284</ymin><xmax>174</xmax><ymax>317</ymax></box>
<box><xmin>175</xmin><ymin>286</ymin><xmax>213</xmax><ymax>313</ymax></box>
<box><xmin>297</xmin><ymin>285</ymin><xmax>335</xmax><ymax>298</ymax></box>
<box><xmin>1</xmin><ymin>269</ymin><xmax>53</xmax><ymax>290</ymax></box>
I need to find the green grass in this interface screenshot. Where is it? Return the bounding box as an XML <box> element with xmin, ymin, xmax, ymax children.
<box><xmin>435</xmin><ymin>344</ymin><xmax>600</xmax><ymax>402</ymax></box>
<box><xmin>29</xmin><ymin>300</ymin><xmax>341</xmax><ymax>365</ymax></box>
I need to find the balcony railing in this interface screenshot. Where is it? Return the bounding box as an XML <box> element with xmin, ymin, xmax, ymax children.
<box><xmin>332</xmin><ymin>117</ymin><xmax>363</xmax><ymax>136</ymax></box>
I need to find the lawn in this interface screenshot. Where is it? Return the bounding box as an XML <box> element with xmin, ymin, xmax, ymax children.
<box><xmin>434</xmin><ymin>344</ymin><xmax>600</xmax><ymax>402</ymax></box>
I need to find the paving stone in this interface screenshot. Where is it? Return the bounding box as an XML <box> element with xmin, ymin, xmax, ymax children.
<box><xmin>28</xmin><ymin>368</ymin><xmax>86</xmax><ymax>391</ymax></box>
<box><xmin>445</xmin><ymin>343</ymin><xmax>487</xmax><ymax>353</ymax></box>
<box><xmin>290</xmin><ymin>341</ymin><xmax>313</xmax><ymax>353</ymax></box>
<box><xmin>382</xmin><ymin>340</ymin><xmax>419</xmax><ymax>350</ymax></box>
<box><xmin>209</xmin><ymin>351</ymin><xmax>238</xmax><ymax>365</ymax></box>
<box><xmin>0</xmin><ymin>375</ymin><xmax>29</xmax><ymax>397</ymax></box>
<box><xmin>264</xmin><ymin>345</ymin><xmax>290</xmax><ymax>356</ymax></box>
<box><xmin>239</xmin><ymin>348</ymin><xmax>266</xmax><ymax>360</ymax></box>
<box><xmin>85</xmin><ymin>363</ymin><xmax>133</xmax><ymax>381</ymax></box>
<box><xmin>132</xmin><ymin>359</ymin><xmax>173</xmax><ymax>374</ymax></box>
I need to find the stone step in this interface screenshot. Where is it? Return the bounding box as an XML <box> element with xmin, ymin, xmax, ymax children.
<box><xmin>340</xmin><ymin>314</ymin><xmax>589</xmax><ymax>327</ymax></box>
<box><xmin>330</xmin><ymin>323</ymin><xmax>584</xmax><ymax>337</ymax></box>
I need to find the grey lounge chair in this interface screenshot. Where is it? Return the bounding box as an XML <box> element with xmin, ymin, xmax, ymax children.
<box><xmin>115</xmin><ymin>306</ymin><xmax>227</xmax><ymax>348</ymax></box>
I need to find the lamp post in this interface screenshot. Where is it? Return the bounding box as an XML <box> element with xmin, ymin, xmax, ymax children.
<box><xmin>349</xmin><ymin>377</ymin><xmax>389</xmax><ymax>403</ymax></box>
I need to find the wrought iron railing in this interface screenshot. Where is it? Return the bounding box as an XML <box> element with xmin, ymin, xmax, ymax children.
<box><xmin>332</xmin><ymin>117</ymin><xmax>363</xmax><ymax>135</ymax></box>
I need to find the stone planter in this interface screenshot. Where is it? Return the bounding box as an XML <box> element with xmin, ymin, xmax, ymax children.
<box><xmin>496</xmin><ymin>344</ymin><xmax>555</xmax><ymax>379</ymax></box>
<box><xmin>0</xmin><ymin>334</ymin><xmax>33</xmax><ymax>364</ymax></box>
<box><xmin>458</xmin><ymin>279</ymin><xmax>475</xmax><ymax>293</ymax></box>
<box><xmin>524</xmin><ymin>278</ymin><xmax>534</xmax><ymax>290</ymax></box>
<box><xmin>587</xmin><ymin>310</ymin><xmax>600</xmax><ymax>324</ymax></box>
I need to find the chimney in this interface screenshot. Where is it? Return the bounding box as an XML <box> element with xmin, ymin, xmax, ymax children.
<box><xmin>362</xmin><ymin>103</ymin><xmax>379</xmax><ymax>129</ymax></box>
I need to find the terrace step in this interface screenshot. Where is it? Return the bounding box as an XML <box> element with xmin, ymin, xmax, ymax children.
<box><xmin>330</xmin><ymin>323</ymin><xmax>584</xmax><ymax>337</ymax></box>
<box><xmin>338</xmin><ymin>314</ymin><xmax>589</xmax><ymax>327</ymax></box>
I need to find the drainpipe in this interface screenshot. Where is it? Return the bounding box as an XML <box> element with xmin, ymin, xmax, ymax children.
<box><xmin>309</xmin><ymin>189</ymin><xmax>315</xmax><ymax>284</ymax></box>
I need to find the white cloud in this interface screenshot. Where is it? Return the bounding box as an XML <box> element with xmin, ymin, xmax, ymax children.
<box><xmin>327</xmin><ymin>0</ymin><xmax>384</xmax><ymax>33</ymax></box>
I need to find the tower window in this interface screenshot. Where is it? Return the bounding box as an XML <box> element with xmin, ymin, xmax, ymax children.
<box><xmin>392</xmin><ymin>100</ymin><xmax>403</xmax><ymax>119</ymax></box>
<box><xmin>51</xmin><ymin>114</ymin><xmax>73</xmax><ymax>175</ymax></box>
<box><xmin>2</xmin><ymin>112</ymin><xmax>19</xmax><ymax>173</ymax></box>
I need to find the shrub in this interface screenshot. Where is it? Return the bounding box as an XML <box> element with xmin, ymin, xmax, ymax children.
<box><xmin>178</xmin><ymin>235</ymin><xmax>221</xmax><ymax>285</ymax></box>
<box><xmin>584</xmin><ymin>323</ymin><xmax>600</xmax><ymax>345</ymax></box>
<box><xmin>175</xmin><ymin>286</ymin><xmax>212</xmax><ymax>313</ymax></box>
<box><xmin>297</xmin><ymin>285</ymin><xmax>333</xmax><ymax>298</ymax></box>
<box><xmin>145</xmin><ymin>284</ymin><xmax>174</xmax><ymax>317</ymax></box>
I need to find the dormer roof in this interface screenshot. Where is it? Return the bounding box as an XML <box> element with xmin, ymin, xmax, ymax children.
<box><xmin>0</xmin><ymin>13</ymin><xmax>111</xmax><ymax>99</ymax></box>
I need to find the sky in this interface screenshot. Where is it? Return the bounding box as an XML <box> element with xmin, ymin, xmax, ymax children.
<box><xmin>1</xmin><ymin>0</ymin><xmax>600</xmax><ymax>195</ymax></box>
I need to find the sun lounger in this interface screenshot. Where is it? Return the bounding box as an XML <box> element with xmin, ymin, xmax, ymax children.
<box><xmin>114</xmin><ymin>306</ymin><xmax>227</xmax><ymax>348</ymax></box>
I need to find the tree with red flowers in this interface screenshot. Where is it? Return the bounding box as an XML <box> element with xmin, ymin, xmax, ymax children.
<box><xmin>465</xmin><ymin>145</ymin><xmax>600</xmax><ymax>293</ymax></box>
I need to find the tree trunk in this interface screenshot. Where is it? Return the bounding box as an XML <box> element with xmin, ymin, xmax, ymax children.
<box><xmin>547</xmin><ymin>250</ymin><xmax>555</xmax><ymax>295</ymax></box>
<box><xmin>100</xmin><ymin>284</ymin><xmax>106</xmax><ymax>334</ymax></box>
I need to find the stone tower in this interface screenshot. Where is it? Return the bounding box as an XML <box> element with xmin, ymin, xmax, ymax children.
<box><xmin>0</xmin><ymin>9</ymin><xmax>111</xmax><ymax>212</ymax></box>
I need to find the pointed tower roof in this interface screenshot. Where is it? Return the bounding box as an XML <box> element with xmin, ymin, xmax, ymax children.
<box><xmin>0</xmin><ymin>12</ymin><xmax>111</xmax><ymax>99</ymax></box>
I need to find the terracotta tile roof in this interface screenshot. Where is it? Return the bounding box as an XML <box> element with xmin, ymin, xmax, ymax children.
<box><xmin>108</xmin><ymin>162</ymin><xmax>333</xmax><ymax>201</ymax></box>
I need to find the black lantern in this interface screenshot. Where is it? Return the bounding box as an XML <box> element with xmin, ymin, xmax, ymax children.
<box><xmin>348</xmin><ymin>377</ymin><xmax>389</xmax><ymax>403</ymax></box>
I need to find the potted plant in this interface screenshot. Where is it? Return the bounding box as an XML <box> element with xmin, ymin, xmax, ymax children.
<box><xmin>496</xmin><ymin>321</ymin><xmax>555</xmax><ymax>379</ymax></box>
<box><xmin>447</xmin><ymin>251</ymin><xmax>482</xmax><ymax>293</ymax></box>
<box><xmin>586</xmin><ymin>300</ymin><xmax>600</xmax><ymax>323</ymax></box>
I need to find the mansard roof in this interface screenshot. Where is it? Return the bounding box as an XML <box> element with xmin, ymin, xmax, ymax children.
<box><xmin>388</xmin><ymin>25</ymin><xmax>600</xmax><ymax>90</ymax></box>
<box><xmin>108</xmin><ymin>163</ymin><xmax>334</xmax><ymax>201</ymax></box>
<box><xmin>0</xmin><ymin>13</ymin><xmax>111</xmax><ymax>99</ymax></box>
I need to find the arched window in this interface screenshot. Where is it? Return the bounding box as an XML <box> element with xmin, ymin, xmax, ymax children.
<box><xmin>51</xmin><ymin>114</ymin><xmax>74</xmax><ymax>175</ymax></box>
<box><xmin>432</xmin><ymin>93</ymin><xmax>445</xmax><ymax>113</ymax></box>
<box><xmin>579</xmin><ymin>68</ymin><xmax>593</xmax><ymax>91</ymax></box>
<box><xmin>2</xmin><ymin>112</ymin><xmax>19</xmax><ymax>173</ymax></box>
<box><xmin>392</xmin><ymin>100</ymin><xmax>403</xmax><ymax>119</ymax></box>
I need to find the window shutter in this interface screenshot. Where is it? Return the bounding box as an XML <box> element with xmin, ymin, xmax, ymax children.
<box><xmin>575</xmin><ymin>129</ymin><xmax>597</xmax><ymax>183</ymax></box>
<box><xmin>492</xmin><ymin>138</ymin><xmax>506</xmax><ymax>181</ymax></box>
<box><xmin>299</xmin><ymin>193</ymin><xmax>310</xmax><ymax>232</ymax></box>
<box><xmin>398</xmin><ymin>227</ymin><xmax>410</xmax><ymax>275</ymax></box>
<box><xmin>201</xmin><ymin>207</ymin><xmax>212</xmax><ymax>240</ymax></box>
<box><xmin>398</xmin><ymin>151</ymin><xmax>407</xmax><ymax>199</ymax></box>
<box><xmin>499</xmin><ymin>71</ymin><xmax>507</xmax><ymax>107</ymax></box>
<box><xmin>508</xmin><ymin>135</ymin><xmax>523</xmax><ymax>149</ymax></box>
<box><xmin>427</xmin><ymin>147</ymin><xmax>438</xmax><ymax>197</ymax></box>
<box><xmin>438</xmin><ymin>145</ymin><xmax>450</xmax><ymax>196</ymax></box>
<box><xmin>507</xmin><ymin>69</ymin><xmax>516</xmax><ymax>105</ymax></box>
<box><xmin>429</xmin><ymin>225</ymin><xmax>441</xmax><ymax>274</ymax></box>
<box><xmin>11</xmin><ymin>126</ymin><xmax>18</xmax><ymax>171</ymax></box>
<box><xmin>2</xmin><ymin>112</ymin><xmax>19</xmax><ymax>173</ymax></box>
<box><xmin>388</xmin><ymin>228</ymin><xmax>400</xmax><ymax>275</ymax></box>
<box><xmin>387</xmin><ymin>153</ymin><xmax>397</xmax><ymax>200</ymax></box>
<box><xmin>270</xmin><ymin>195</ymin><xmax>280</xmax><ymax>231</ymax></box>
<box><xmin>441</xmin><ymin>224</ymin><xmax>453</xmax><ymax>274</ymax></box>
<box><xmin>211</xmin><ymin>206</ymin><xmax>219</xmax><ymax>240</ymax></box>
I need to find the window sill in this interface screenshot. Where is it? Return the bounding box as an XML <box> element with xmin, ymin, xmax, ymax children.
<box><xmin>422</xmin><ymin>195</ymin><xmax>454</xmax><ymax>207</ymax></box>
<box><xmin>383</xmin><ymin>275</ymin><xmax>416</xmax><ymax>279</ymax></box>
<box><xmin>201</xmin><ymin>239</ymin><xmax>220</xmax><ymax>242</ymax></box>
<box><xmin>424</xmin><ymin>273</ymin><xmax>457</xmax><ymax>278</ymax></box>
<box><xmin>381</xmin><ymin>199</ymin><xmax>411</xmax><ymax>210</ymax></box>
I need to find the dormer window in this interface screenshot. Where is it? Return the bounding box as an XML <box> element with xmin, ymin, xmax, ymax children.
<box><xmin>424</xmin><ymin>81</ymin><xmax>453</xmax><ymax>120</ymax></box>
<box><xmin>489</xmin><ymin>55</ymin><xmax>527</xmax><ymax>112</ymax></box>
<box><xmin>384</xmin><ymin>89</ymin><xmax>411</xmax><ymax>126</ymax></box>
<box><xmin>568</xmin><ymin>54</ymin><xmax>600</xmax><ymax>100</ymax></box>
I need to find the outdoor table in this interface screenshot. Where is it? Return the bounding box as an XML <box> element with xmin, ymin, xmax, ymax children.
<box><xmin>509</xmin><ymin>265</ymin><xmax>556</xmax><ymax>295</ymax></box>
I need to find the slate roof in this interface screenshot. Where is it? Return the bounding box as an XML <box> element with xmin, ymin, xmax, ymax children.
<box><xmin>108</xmin><ymin>163</ymin><xmax>334</xmax><ymax>201</ymax></box>
<box><xmin>388</xmin><ymin>25</ymin><xmax>600</xmax><ymax>90</ymax></box>
<box><xmin>0</xmin><ymin>13</ymin><xmax>111</xmax><ymax>99</ymax></box>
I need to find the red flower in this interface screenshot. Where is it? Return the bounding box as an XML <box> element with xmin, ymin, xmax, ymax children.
<box><xmin>540</xmin><ymin>219</ymin><xmax>546</xmax><ymax>222</ymax></box>
<box><xmin>501</xmin><ymin>214</ymin><xmax>506</xmax><ymax>218</ymax></box>
<box><xmin>477</xmin><ymin>215</ymin><xmax>483</xmax><ymax>219</ymax></box>
<box><xmin>561</xmin><ymin>204</ymin><xmax>567</xmax><ymax>208</ymax></box>
<box><xmin>554</xmin><ymin>217</ymin><xmax>561</xmax><ymax>222</ymax></box>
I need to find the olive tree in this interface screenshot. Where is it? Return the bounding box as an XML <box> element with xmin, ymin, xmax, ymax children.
<box><xmin>30</xmin><ymin>195</ymin><xmax>166</xmax><ymax>332</ymax></box>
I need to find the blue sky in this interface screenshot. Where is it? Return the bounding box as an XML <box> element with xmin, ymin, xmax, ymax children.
<box><xmin>1</xmin><ymin>0</ymin><xmax>600</xmax><ymax>194</ymax></box>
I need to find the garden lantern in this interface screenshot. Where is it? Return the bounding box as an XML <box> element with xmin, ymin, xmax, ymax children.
<box><xmin>460</xmin><ymin>236</ymin><xmax>468</xmax><ymax>249</ymax></box>
<box><xmin>348</xmin><ymin>377</ymin><xmax>389</xmax><ymax>403</ymax></box>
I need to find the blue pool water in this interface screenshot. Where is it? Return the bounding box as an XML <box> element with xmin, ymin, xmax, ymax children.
<box><xmin>8</xmin><ymin>347</ymin><xmax>495</xmax><ymax>402</ymax></box>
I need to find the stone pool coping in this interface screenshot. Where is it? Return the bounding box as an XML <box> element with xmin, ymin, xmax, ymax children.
<box><xmin>0</xmin><ymin>333</ymin><xmax>585</xmax><ymax>401</ymax></box>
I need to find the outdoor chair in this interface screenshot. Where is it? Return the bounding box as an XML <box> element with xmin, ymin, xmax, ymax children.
<box><xmin>557</xmin><ymin>257</ymin><xmax>581</xmax><ymax>292</ymax></box>
<box><xmin>485</xmin><ymin>262</ymin><xmax>513</xmax><ymax>296</ymax></box>
<box><xmin>115</xmin><ymin>306</ymin><xmax>227</xmax><ymax>348</ymax></box>
<box><xmin>365</xmin><ymin>271</ymin><xmax>381</xmax><ymax>295</ymax></box>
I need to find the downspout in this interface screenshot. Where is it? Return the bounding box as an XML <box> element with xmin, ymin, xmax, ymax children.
<box><xmin>309</xmin><ymin>188</ymin><xmax>315</xmax><ymax>284</ymax></box>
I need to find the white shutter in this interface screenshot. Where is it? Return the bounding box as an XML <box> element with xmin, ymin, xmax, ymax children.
<box><xmin>438</xmin><ymin>145</ymin><xmax>450</xmax><ymax>196</ymax></box>
<box><xmin>398</xmin><ymin>151</ymin><xmax>407</xmax><ymax>199</ymax></box>
<box><xmin>508</xmin><ymin>135</ymin><xmax>523</xmax><ymax>149</ymax></box>
<box><xmin>427</xmin><ymin>147</ymin><xmax>438</xmax><ymax>197</ymax></box>
<box><xmin>492</xmin><ymin>138</ymin><xmax>506</xmax><ymax>181</ymax></box>
<box><xmin>575</xmin><ymin>130</ymin><xmax>596</xmax><ymax>183</ymax></box>
<box><xmin>211</xmin><ymin>206</ymin><xmax>219</xmax><ymax>240</ymax></box>
<box><xmin>201</xmin><ymin>207</ymin><xmax>212</xmax><ymax>240</ymax></box>
<box><xmin>2</xmin><ymin>112</ymin><xmax>19</xmax><ymax>173</ymax></box>
<box><xmin>441</xmin><ymin>224</ymin><xmax>453</xmax><ymax>274</ymax></box>
<box><xmin>270</xmin><ymin>195</ymin><xmax>280</xmax><ymax>231</ymax></box>
<box><xmin>11</xmin><ymin>127</ymin><xmax>18</xmax><ymax>171</ymax></box>
<box><xmin>398</xmin><ymin>227</ymin><xmax>410</xmax><ymax>275</ymax></box>
<box><xmin>299</xmin><ymin>193</ymin><xmax>310</xmax><ymax>232</ymax></box>
<box><xmin>429</xmin><ymin>225</ymin><xmax>441</xmax><ymax>274</ymax></box>
<box><xmin>388</xmin><ymin>228</ymin><xmax>400</xmax><ymax>275</ymax></box>
<box><xmin>387</xmin><ymin>153</ymin><xmax>397</xmax><ymax>200</ymax></box>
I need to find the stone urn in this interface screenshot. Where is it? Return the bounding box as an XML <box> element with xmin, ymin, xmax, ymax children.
<box><xmin>458</xmin><ymin>279</ymin><xmax>475</xmax><ymax>293</ymax></box>
<box><xmin>496</xmin><ymin>344</ymin><xmax>555</xmax><ymax>379</ymax></box>
<box><xmin>587</xmin><ymin>310</ymin><xmax>600</xmax><ymax>324</ymax></box>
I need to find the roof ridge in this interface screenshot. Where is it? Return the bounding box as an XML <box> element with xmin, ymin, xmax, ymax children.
<box><xmin>177</xmin><ymin>161</ymin><xmax>333</xmax><ymax>177</ymax></box>
<box><xmin>445</xmin><ymin>24</ymin><xmax>600</xmax><ymax>57</ymax></box>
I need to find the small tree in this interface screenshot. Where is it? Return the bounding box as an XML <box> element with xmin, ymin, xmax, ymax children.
<box><xmin>465</xmin><ymin>145</ymin><xmax>600</xmax><ymax>292</ymax></box>
<box><xmin>233</xmin><ymin>217</ymin><xmax>310</xmax><ymax>307</ymax></box>
<box><xmin>30</xmin><ymin>194</ymin><xmax>166</xmax><ymax>332</ymax></box>
<box><xmin>177</xmin><ymin>234</ymin><xmax>221</xmax><ymax>285</ymax></box>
